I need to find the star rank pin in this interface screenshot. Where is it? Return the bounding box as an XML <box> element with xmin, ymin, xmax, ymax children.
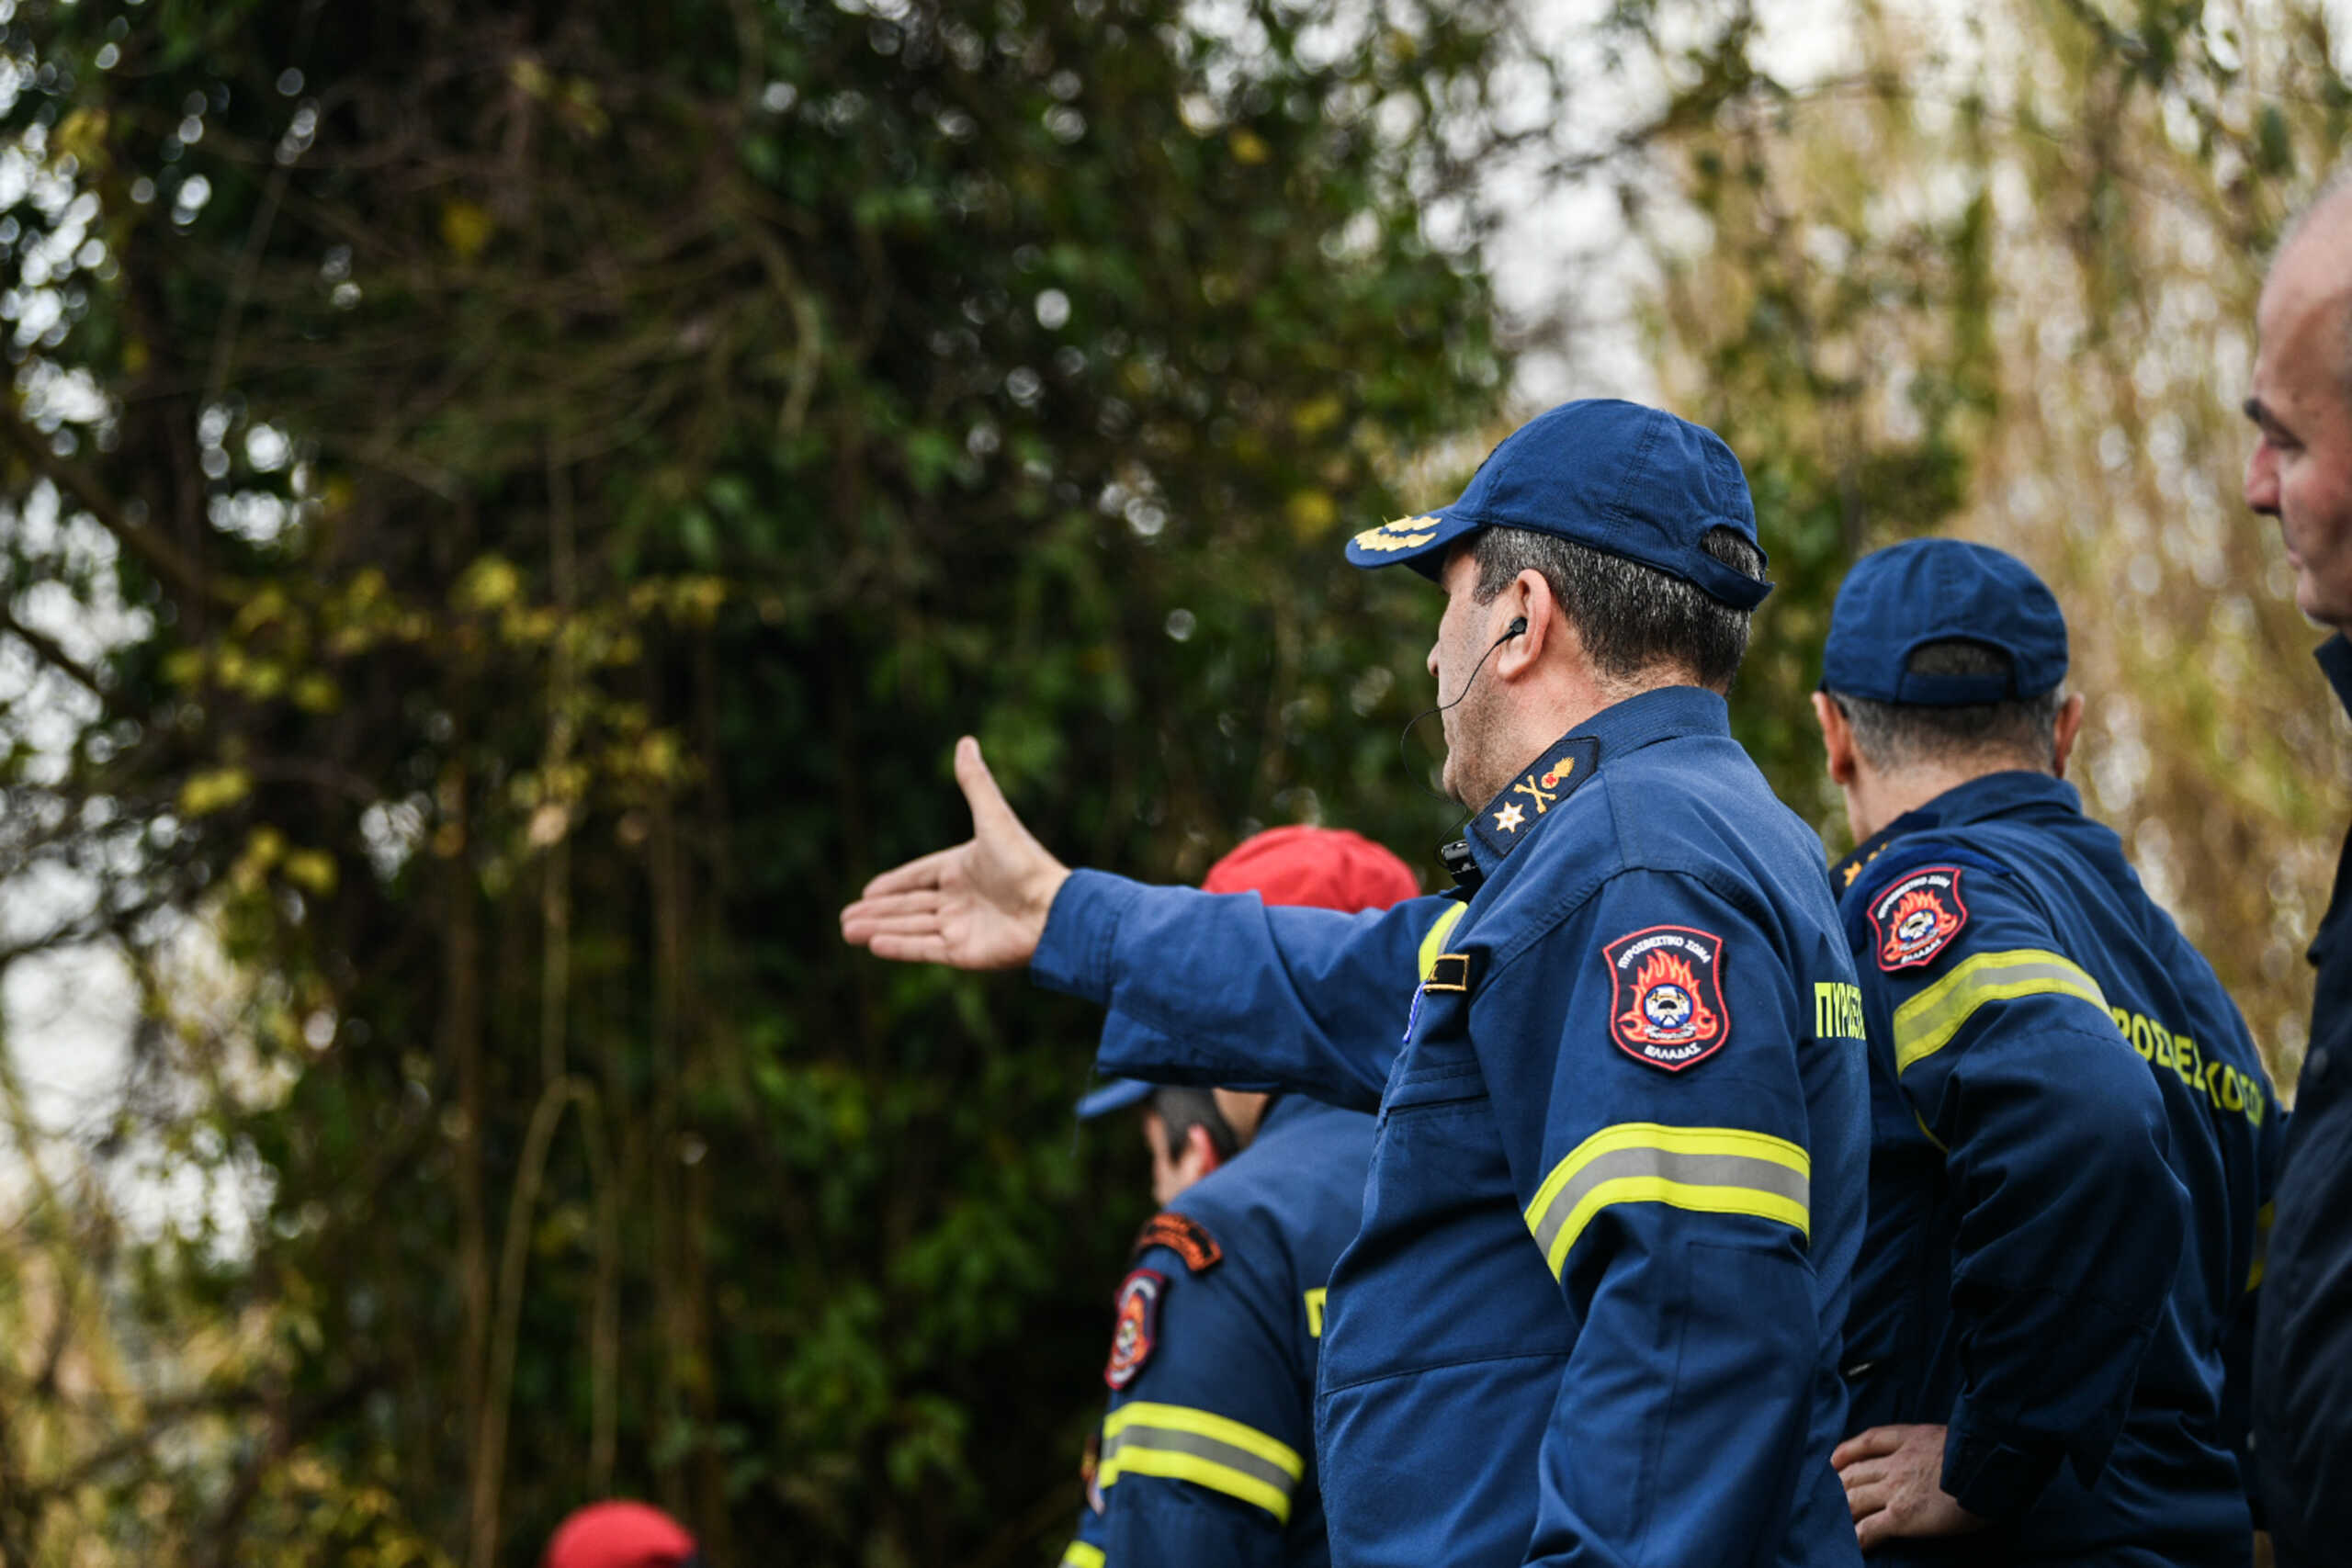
<box><xmin>1467</xmin><ymin>736</ymin><xmax>1600</xmax><ymax>863</ymax></box>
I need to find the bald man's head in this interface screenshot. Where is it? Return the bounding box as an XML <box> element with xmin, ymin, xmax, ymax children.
<box><xmin>2275</xmin><ymin>169</ymin><xmax>2352</xmax><ymax>391</ymax></box>
<box><xmin>2247</xmin><ymin>166</ymin><xmax>2352</xmax><ymax>626</ymax></box>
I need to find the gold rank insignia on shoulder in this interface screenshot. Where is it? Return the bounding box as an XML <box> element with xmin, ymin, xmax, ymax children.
<box><xmin>1468</xmin><ymin>735</ymin><xmax>1600</xmax><ymax>863</ymax></box>
<box><xmin>1830</xmin><ymin>837</ymin><xmax>1894</xmax><ymax>894</ymax></box>
<box><xmin>1350</xmin><ymin>513</ymin><xmax>1442</xmax><ymax>552</ymax></box>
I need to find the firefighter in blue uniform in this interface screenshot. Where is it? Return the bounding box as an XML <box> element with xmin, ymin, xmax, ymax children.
<box><xmin>1056</xmin><ymin>827</ymin><xmax>1415</xmax><ymax>1568</ymax></box>
<box><xmin>1810</xmin><ymin>540</ymin><xmax>2280</xmax><ymax>1564</ymax></box>
<box><xmin>843</xmin><ymin>400</ymin><xmax>1871</xmax><ymax>1567</ymax></box>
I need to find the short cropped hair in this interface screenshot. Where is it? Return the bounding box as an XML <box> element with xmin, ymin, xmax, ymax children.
<box><xmin>1827</xmin><ymin>639</ymin><xmax>2064</xmax><ymax>772</ymax></box>
<box><xmin>1468</xmin><ymin>526</ymin><xmax>1765</xmax><ymax>692</ymax></box>
<box><xmin>1148</xmin><ymin>1086</ymin><xmax>1238</xmax><ymax>1164</ymax></box>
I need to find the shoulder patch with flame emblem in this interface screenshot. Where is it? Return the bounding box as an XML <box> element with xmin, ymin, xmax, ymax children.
<box><xmin>1103</xmin><ymin>1268</ymin><xmax>1167</xmax><ymax>1389</ymax></box>
<box><xmin>1604</xmin><ymin>925</ymin><xmax>1729</xmax><ymax>1072</ymax></box>
<box><xmin>1867</xmin><ymin>865</ymin><xmax>1969</xmax><ymax>972</ymax></box>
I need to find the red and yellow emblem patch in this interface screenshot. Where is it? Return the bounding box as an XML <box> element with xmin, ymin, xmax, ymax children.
<box><xmin>1604</xmin><ymin>925</ymin><xmax>1730</xmax><ymax>1071</ymax></box>
<box><xmin>1133</xmin><ymin>1211</ymin><xmax>1223</xmax><ymax>1273</ymax></box>
<box><xmin>1868</xmin><ymin>866</ymin><xmax>1969</xmax><ymax>972</ymax></box>
<box><xmin>1103</xmin><ymin>1268</ymin><xmax>1167</xmax><ymax>1390</ymax></box>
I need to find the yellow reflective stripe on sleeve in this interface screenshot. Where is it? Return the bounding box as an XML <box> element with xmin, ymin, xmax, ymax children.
<box><xmin>1521</xmin><ymin>1122</ymin><xmax>1811</xmax><ymax>1279</ymax></box>
<box><xmin>1418</xmin><ymin>904</ymin><xmax>1466</xmax><ymax>983</ymax></box>
<box><xmin>1892</xmin><ymin>948</ymin><xmax>2111</xmax><ymax>1075</ymax></box>
<box><xmin>1098</xmin><ymin>1402</ymin><xmax>1305</xmax><ymax>1523</ymax></box>
<box><xmin>1060</xmin><ymin>1543</ymin><xmax>1105</xmax><ymax>1568</ymax></box>
<box><xmin>2249</xmin><ymin>1201</ymin><xmax>2275</xmax><ymax>1292</ymax></box>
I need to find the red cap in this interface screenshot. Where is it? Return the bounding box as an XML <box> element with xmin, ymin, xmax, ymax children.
<box><xmin>544</xmin><ymin>1502</ymin><xmax>698</xmax><ymax>1568</ymax></box>
<box><xmin>1200</xmin><ymin>825</ymin><xmax>1420</xmax><ymax>911</ymax></box>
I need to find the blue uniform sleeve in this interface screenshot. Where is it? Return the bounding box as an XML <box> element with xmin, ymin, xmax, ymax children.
<box><xmin>1094</xmin><ymin>1241</ymin><xmax>1308</xmax><ymax>1568</ymax></box>
<box><xmin>1466</xmin><ymin>869</ymin><xmax>1832</xmax><ymax>1566</ymax></box>
<box><xmin>1058</xmin><ymin>1498</ymin><xmax>1106</xmax><ymax>1568</ymax></box>
<box><xmin>1864</xmin><ymin>853</ymin><xmax>2188</xmax><ymax>1520</ymax></box>
<box><xmin>1033</xmin><ymin>869</ymin><xmax>1461</xmax><ymax>1110</ymax></box>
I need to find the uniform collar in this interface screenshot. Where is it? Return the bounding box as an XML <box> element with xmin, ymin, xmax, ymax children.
<box><xmin>2318</xmin><ymin>634</ymin><xmax>2352</xmax><ymax>723</ymax></box>
<box><xmin>1829</xmin><ymin>769</ymin><xmax>2078</xmax><ymax>894</ymax></box>
<box><xmin>1252</xmin><ymin>1092</ymin><xmax>1303</xmax><ymax>1138</ymax></box>
<box><xmin>1463</xmin><ymin>685</ymin><xmax>1731</xmax><ymax>875</ymax></box>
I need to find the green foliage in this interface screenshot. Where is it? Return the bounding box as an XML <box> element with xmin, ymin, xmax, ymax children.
<box><xmin>0</xmin><ymin>0</ymin><xmax>1517</xmax><ymax>1562</ymax></box>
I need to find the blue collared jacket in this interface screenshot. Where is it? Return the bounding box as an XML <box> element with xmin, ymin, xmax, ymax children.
<box><xmin>1833</xmin><ymin>771</ymin><xmax>2279</xmax><ymax>1565</ymax></box>
<box><xmin>1035</xmin><ymin>687</ymin><xmax>1870</xmax><ymax>1568</ymax></box>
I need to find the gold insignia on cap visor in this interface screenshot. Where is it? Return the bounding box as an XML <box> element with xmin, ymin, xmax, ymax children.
<box><xmin>1350</xmin><ymin>513</ymin><xmax>1442</xmax><ymax>552</ymax></box>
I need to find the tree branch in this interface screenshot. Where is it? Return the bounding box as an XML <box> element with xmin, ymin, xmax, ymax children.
<box><xmin>0</xmin><ymin>598</ymin><xmax>109</xmax><ymax>704</ymax></box>
<box><xmin>0</xmin><ymin>405</ymin><xmax>217</xmax><ymax>606</ymax></box>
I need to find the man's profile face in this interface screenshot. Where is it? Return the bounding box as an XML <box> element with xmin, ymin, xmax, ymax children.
<box><xmin>2247</xmin><ymin>212</ymin><xmax>2352</xmax><ymax>628</ymax></box>
<box><xmin>1430</xmin><ymin>547</ymin><xmax>1507</xmax><ymax>806</ymax></box>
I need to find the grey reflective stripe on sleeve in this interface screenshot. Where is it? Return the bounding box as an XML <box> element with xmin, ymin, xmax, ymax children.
<box><xmin>1097</xmin><ymin>1403</ymin><xmax>1303</xmax><ymax>1521</ymax></box>
<box><xmin>1521</xmin><ymin>1124</ymin><xmax>1814</xmax><ymax>1278</ymax></box>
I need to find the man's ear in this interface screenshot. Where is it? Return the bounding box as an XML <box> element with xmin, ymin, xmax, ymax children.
<box><xmin>1496</xmin><ymin>569</ymin><xmax>1558</xmax><ymax>680</ymax></box>
<box><xmin>2051</xmin><ymin>693</ymin><xmax>2086</xmax><ymax>779</ymax></box>
<box><xmin>1182</xmin><ymin>1122</ymin><xmax>1224</xmax><ymax>1179</ymax></box>
<box><xmin>1811</xmin><ymin>691</ymin><xmax>1860</xmax><ymax>786</ymax></box>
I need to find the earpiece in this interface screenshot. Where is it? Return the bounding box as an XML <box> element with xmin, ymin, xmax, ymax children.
<box><xmin>1501</xmin><ymin>616</ymin><xmax>1528</xmax><ymax>641</ymax></box>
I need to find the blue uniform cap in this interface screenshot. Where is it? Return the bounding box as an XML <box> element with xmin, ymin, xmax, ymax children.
<box><xmin>1822</xmin><ymin>539</ymin><xmax>2068</xmax><ymax>705</ymax></box>
<box><xmin>1343</xmin><ymin>399</ymin><xmax>1771</xmax><ymax>609</ymax></box>
<box><xmin>1075</xmin><ymin>1077</ymin><xmax>1154</xmax><ymax>1121</ymax></box>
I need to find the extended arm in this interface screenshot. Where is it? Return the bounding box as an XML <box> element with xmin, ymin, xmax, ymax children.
<box><xmin>842</xmin><ymin>737</ymin><xmax>1453</xmax><ymax>1108</ymax></box>
<box><xmin>1037</xmin><ymin>871</ymin><xmax>1455</xmax><ymax>1109</ymax></box>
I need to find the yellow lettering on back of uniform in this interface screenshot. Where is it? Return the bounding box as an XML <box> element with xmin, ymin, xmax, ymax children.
<box><xmin>1304</xmin><ymin>1287</ymin><xmax>1327</xmax><ymax>1338</ymax></box>
<box><xmin>2111</xmin><ymin>1003</ymin><xmax>2266</xmax><ymax>1129</ymax></box>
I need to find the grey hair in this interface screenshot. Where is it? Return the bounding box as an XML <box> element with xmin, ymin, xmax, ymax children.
<box><xmin>1468</xmin><ymin>526</ymin><xmax>1765</xmax><ymax>693</ymax></box>
<box><xmin>1827</xmin><ymin>639</ymin><xmax>2064</xmax><ymax>773</ymax></box>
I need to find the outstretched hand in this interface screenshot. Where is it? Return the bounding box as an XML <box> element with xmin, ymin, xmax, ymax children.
<box><xmin>839</xmin><ymin>737</ymin><xmax>1071</xmax><ymax>971</ymax></box>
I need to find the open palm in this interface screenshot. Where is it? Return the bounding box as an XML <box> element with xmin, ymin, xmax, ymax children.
<box><xmin>838</xmin><ymin>737</ymin><xmax>1070</xmax><ymax>970</ymax></box>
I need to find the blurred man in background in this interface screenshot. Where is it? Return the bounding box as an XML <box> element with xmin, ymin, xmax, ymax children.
<box><xmin>1074</xmin><ymin>1080</ymin><xmax>1243</xmax><ymax>1208</ymax></box>
<box><xmin>1815</xmin><ymin>540</ymin><xmax>2279</xmax><ymax>1564</ymax></box>
<box><xmin>1059</xmin><ymin>825</ymin><xmax>1419</xmax><ymax>1568</ymax></box>
<box><xmin>2244</xmin><ymin>166</ymin><xmax>2352</xmax><ymax>1567</ymax></box>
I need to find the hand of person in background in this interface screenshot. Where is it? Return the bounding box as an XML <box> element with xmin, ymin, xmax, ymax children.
<box><xmin>1833</xmin><ymin>1423</ymin><xmax>1989</xmax><ymax>1550</ymax></box>
<box><xmin>840</xmin><ymin>736</ymin><xmax>1070</xmax><ymax>969</ymax></box>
